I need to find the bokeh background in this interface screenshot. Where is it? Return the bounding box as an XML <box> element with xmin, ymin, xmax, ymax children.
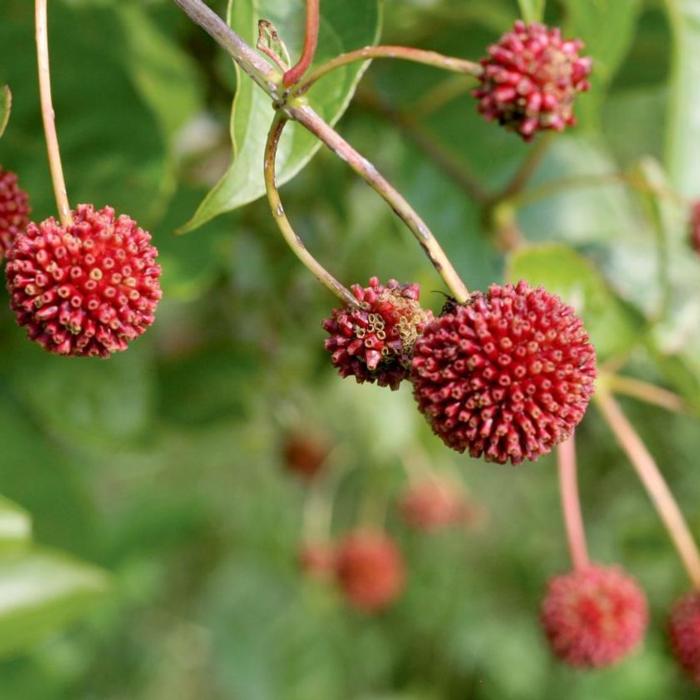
<box><xmin>2</xmin><ymin>0</ymin><xmax>700</xmax><ymax>698</ymax></box>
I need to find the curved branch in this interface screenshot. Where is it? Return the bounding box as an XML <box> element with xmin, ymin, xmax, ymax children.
<box><xmin>264</xmin><ymin>116</ymin><xmax>358</xmax><ymax>307</ymax></box>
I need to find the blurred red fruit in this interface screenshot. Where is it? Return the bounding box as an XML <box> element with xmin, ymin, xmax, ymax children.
<box><xmin>334</xmin><ymin>529</ymin><xmax>405</xmax><ymax>613</ymax></box>
<box><xmin>541</xmin><ymin>565</ymin><xmax>648</xmax><ymax>668</ymax></box>
<box><xmin>399</xmin><ymin>478</ymin><xmax>471</xmax><ymax>532</ymax></box>
<box><xmin>0</xmin><ymin>166</ymin><xmax>30</xmax><ymax>262</ymax></box>
<box><xmin>282</xmin><ymin>432</ymin><xmax>331</xmax><ymax>481</ymax></box>
<box><xmin>668</xmin><ymin>591</ymin><xmax>700</xmax><ymax>686</ymax></box>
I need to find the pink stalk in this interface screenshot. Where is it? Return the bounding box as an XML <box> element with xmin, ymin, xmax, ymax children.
<box><xmin>597</xmin><ymin>391</ymin><xmax>700</xmax><ymax>590</ymax></box>
<box><xmin>557</xmin><ymin>435</ymin><xmax>590</xmax><ymax>570</ymax></box>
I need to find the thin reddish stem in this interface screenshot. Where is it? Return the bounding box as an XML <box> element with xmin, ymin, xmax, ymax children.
<box><xmin>596</xmin><ymin>390</ymin><xmax>700</xmax><ymax>590</ymax></box>
<box><xmin>557</xmin><ymin>435</ymin><xmax>589</xmax><ymax>571</ymax></box>
<box><xmin>283</xmin><ymin>0</ymin><xmax>320</xmax><ymax>87</ymax></box>
<box><xmin>295</xmin><ymin>45</ymin><xmax>482</xmax><ymax>95</ymax></box>
<box><xmin>35</xmin><ymin>0</ymin><xmax>72</xmax><ymax>226</ymax></box>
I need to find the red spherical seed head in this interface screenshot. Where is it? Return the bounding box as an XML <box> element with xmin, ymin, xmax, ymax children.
<box><xmin>411</xmin><ymin>281</ymin><xmax>596</xmax><ymax>465</ymax></box>
<box><xmin>0</xmin><ymin>167</ymin><xmax>30</xmax><ymax>262</ymax></box>
<box><xmin>334</xmin><ymin>530</ymin><xmax>406</xmax><ymax>613</ymax></box>
<box><xmin>6</xmin><ymin>204</ymin><xmax>162</xmax><ymax>357</ymax></box>
<box><xmin>323</xmin><ymin>277</ymin><xmax>432</xmax><ymax>391</ymax></box>
<box><xmin>473</xmin><ymin>21</ymin><xmax>592</xmax><ymax>141</ymax></box>
<box><xmin>541</xmin><ymin>565</ymin><xmax>648</xmax><ymax>668</ymax></box>
<box><xmin>668</xmin><ymin>591</ymin><xmax>700</xmax><ymax>686</ymax></box>
<box><xmin>282</xmin><ymin>432</ymin><xmax>331</xmax><ymax>481</ymax></box>
<box><xmin>689</xmin><ymin>202</ymin><xmax>700</xmax><ymax>255</ymax></box>
<box><xmin>298</xmin><ymin>541</ymin><xmax>336</xmax><ymax>581</ymax></box>
<box><xmin>399</xmin><ymin>478</ymin><xmax>470</xmax><ymax>533</ymax></box>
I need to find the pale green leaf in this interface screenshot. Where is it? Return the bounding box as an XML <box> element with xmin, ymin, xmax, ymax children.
<box><xmin>0</xmin><ymin>85</ymin><xmax>10</xmax><ymax>138</ymax></box>
<box><xmin>665</xmin><ymin>0</ymin><xmax>700</xmax><ymax>196</ymax></box>
<box><xmin>516</xmin><ymin>0</ymin><xmax>545</xmax><ymax>23</ymax></box>
<box><xmin>181</xmin><ymin>0</ymin><xmax>381</xmax><ymax>232</ymax></box>
<box><xmin>0</xmin><ymin>550</ymin><xmax>109</xmax><ymax>658</ymax></box>
<box><xmin>0</xmin><ymin>497</ymin><xmax>31</xmax><ymax>552</ymax></box>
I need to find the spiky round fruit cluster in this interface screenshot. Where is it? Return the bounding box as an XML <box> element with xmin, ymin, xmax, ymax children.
<box><xmin>6</xmin><ymin>204</ymin><xmax>161</xmax><ymax>357</ymax></box>
<box><xmin>0</xmin><ymin>167</ymin><xmax>30</xmax><ymax>262</ymax></box>
<box><xmin>399</xmin><ymin>478</ymin><xmax>470</xmax><ymax>532</ymax></box>
<box><xmin>540</xmin><ymin>565</ymin><xmax>647</xmax><ymax>668</ymax></box>
<box><xmin>282</xmin><ymin>432</ymin><xmax>331</xmax><ymax>481</ymax></box>
<box><xmin>473</xmin><ymin>21</ymin><xmax>592</xmax><ymax>140</ymax></box>
<box><xmin>298</xmin><ymin>541</ymin><xmax>336</xmax><ymax>581</ymax></box>
<box><xmin>334</xmin><ymin>530</ymin><xmax>405</xmax><ymax>613</ymax></box>
<box><xmin>323</xmin><ymin>277</ymin><xmax>432</xmax><ymax>390</ymax></box>
<box><xmin>668</xmin><ymin>591</ymin><xmax>700</xmax><ymax>686</ymax></box>
<box><xmin>411</xmin><ymin>281</ymin><xmax>596</xmax><ymax>464</ymax></box>
<box><xmin>689</xmin><ymin>202</ymin><xmax>700</xmax><ymax>256</ymax></box>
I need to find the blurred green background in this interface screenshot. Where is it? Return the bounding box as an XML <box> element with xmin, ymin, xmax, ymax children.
<box><xmin>2</xmin><ymin>0</ymin><xmax>700</xmax><ymax>697</ymax></box>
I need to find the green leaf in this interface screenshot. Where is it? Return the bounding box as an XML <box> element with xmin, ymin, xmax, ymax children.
<box><xmin>564</xmin><ymin>0</ymin><xmax>642</xmax><ymax>129</ymax></box>
<box><xmin>181</xmin><ymin>0</ymin><xmax>381</xmax><ymax>232</ymax></box>
<box><xmin>8</xmin><ymin>341</ymin><xmax>153</xmax><ymax>449</ymax></box>
<box><xmin>507</xmin><ymin>243</ymin><xmax>644</xmax><ymax>361</ymax></box>
<box><xmin>665</xmin><ymin>0</ymin><xmax>700</xmax><ymax>196</ymax></box>
<box><xmin>0</xmin><ymin>550</ymin><xmax>109</xmax><ymax>658</ymax></box>
<box><xmin>115</xmin><ymin>4</ymin><xmax>203</xmax><ymax>143</ymax></box>
<box><xmin>0</xmin><ymin>497</ymin><xmax>31</xmax><ymax>552</ymax></box>
<box><xmin>516</xmin><ymin>0</ymin><xmax>545</xmax><ymax>23</ymax></box>
<box><xmin>0</xmin><ymin>85</ymin><xmax>10</xmax><ymax>138</ymax></box>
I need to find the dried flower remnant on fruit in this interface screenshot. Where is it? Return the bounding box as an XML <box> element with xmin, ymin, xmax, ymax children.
<box><xmin>541</xmin><ymin>565</ymin><xmax>648</xmax><ymax>668</ymax></box>
<box><xmin>411</xmin><ymin>281</ymin><xmax>596</xmax><ymax>465</ymax></box>
<box><xmin>689</xmin><ymin>202</ymin><xmax>700</xmax><ymax>255</ymax></box>
<box><xmin>473</xmin><ymin>21</ymin><xmax>592</xmax><ymax>140</ymax></box>
<box><xmin>0</xmin><ymin>167</ymin><xmax>30</xmax><ymax>262</ymax></box>
<box><xmin>6</xmin><ymin>204</ymin><xmax>162</xmax><ymax>357</ymax></box>
<box><xmin>282</xmin><ymin>432</ymin><xmax>331</xmax><ymax>481</ymax></box>
<box><xmin>299</xmin><ymin>541</ymin><xmax>336</xmax><ymax>581</ymax></box>
<box><xmin>399</xmin><ymin>478</ymin><xmax>471</xmax><ymax>532</ymax></box>
<box><xmin>668</xmin><ymin>591</ymin><xmax>700</xmax><ymax>686</ymax></box>
<box><xmin>334</xmin><ymin>530</ymin><xmax>405</xmax><ymax>613</ymax></box>
<box><xmin>323</xmin><ymin>277</ymin><xmax>432</xmax><ymax>390</ymax></box>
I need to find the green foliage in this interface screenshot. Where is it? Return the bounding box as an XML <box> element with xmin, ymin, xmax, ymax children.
<box><xmin>1</xmin><ymin>0</ymin><xmax>700</xmax><ymax>698</ymax></box>
<box><xmin>0</xmin><ymin>498</ymin><xmax>108</xmax><ymax>659</ymax></box>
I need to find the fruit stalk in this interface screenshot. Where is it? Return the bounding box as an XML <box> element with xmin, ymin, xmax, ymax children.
<box><xmin>35</xmin><ymin>0</ymin><xmax>71</xmax><ymax>226</ymax></box>
<box><xmin>264</xmin><ymin>115</ymin><xmax>358</xmax><ymax>306</ymax></box>
<box><xmin>596</xmin><ymin>390</ymin><xmax>700</xmax><ymax>589</ymax></box>
<box><xmin>557</xmin><ymin>435</ymin><xmax>589</xmax><ymax>570</ymax></box>
<box><xmin>294</xmin><ymin>45</ymin><xmax>482</xmax><ymax>95</ymax></box>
